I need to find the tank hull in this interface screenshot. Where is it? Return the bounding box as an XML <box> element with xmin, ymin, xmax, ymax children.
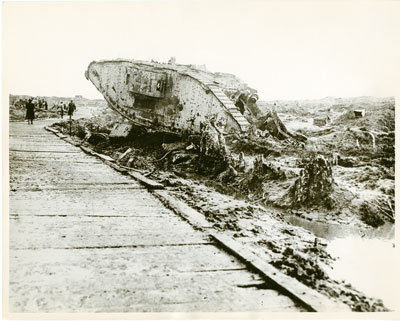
<box><xmin>86</xmin><ymin>59</ymin><xmax>251</xmax><ymax>134</ymax></box>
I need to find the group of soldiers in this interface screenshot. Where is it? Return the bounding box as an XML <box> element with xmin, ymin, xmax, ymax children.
<box><xmin>25</xmin><ymin>98</ymin><xmax>76</xmax><ymax>124</ymax></box>
<box><xmin>37</xmin><ymin>98</ymin><xmax>48</xmax><ymax>110</ymax></box>
<box><xmin>53</xmin><ymin>101</ymin><xmax>76</xmax><ymax>119</ymax></box>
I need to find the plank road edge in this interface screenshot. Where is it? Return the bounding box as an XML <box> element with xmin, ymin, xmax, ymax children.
<box><xmin>152</xmin><ymin>190</ymin><xmax>213</xmax><ymax>229</ymax></box>
<box><xmin>44</xmin><ymin>126</ymin><xmax>59</xmax><ymax>134</ymax></box>
<box><xmin>210</xmin><ymin>232</ymin><xmax>351</xmax><ymax>313</ymax></box>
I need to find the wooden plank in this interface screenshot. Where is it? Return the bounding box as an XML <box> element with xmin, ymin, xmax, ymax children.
<box><xmin>94</xmin><ymin>152</ymin><xmax>114</xmax><ymax>162</ymax></box>
<box><xmin>127</xmin><ymin>171</ymin><xmax>164</xmax><ymax>189</ymax></box>
<box><xmin>9</xmin><ymin>149</ymin><xmax>79</xmax><ymax>153</ymax></box>
<box><xmin>10</xmin><ymin>185</ymin><xmax>141</xmax><ymax>192</ymax></box>
<box><xmin>63</xmin><ymin>137</ymin><xmax>81</xmax><ymax>146</ymax></box>
<box><xmin>10</xmin><ymin>189</ymin><xmax>162</xmax><ymax>216</ymax></box>
<box><xmin>9</xmin><ymin>153</ymin><xmax>136</xmax><ymax>190</ymax></box>
<box><xmin>10</xmin><ymin>215</ymin><xmax>209</xmax><ymax>249</ymax></box>
<box><xmin>56</xmin><ymin>132</ymin><xmax>67</xmax><ymax>138</ymax></box>
<box><xmin>105</xmin><ymin>160</ymin><xmax>128</xmax><ymax>173</ymax></box>
<box><xmin>80</xmin><ymin>145</ymin><xmax>95</xmax><ymax>155</ymax></box>
<box><xmin>44</xmin><ymin>126</ymin><xmax>59</xmax><ymax>134</ymax></box>
<box><xmin>153</xmin><ymin>190</ymin><xmax>213</xmax><ymax>229</ymax></box>
<box><xmin>9</xmin><ymin>248</ymin><xmax>301</xmax><ymax>312</ymax></box>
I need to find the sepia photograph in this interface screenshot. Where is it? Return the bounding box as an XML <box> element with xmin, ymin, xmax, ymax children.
<box><xmin>2</xmin><ymin>0</ymin><xmax>400</xmax><ymax>318</ymax></box>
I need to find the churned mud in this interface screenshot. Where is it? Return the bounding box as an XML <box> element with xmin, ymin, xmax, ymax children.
<box><xmin>47</xmin><ymin>96</ymin><xmax>394</xmax><ymax>311</ymax></box>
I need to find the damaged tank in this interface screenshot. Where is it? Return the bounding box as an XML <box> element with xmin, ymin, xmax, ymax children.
<box><xmin>85</xmin><ymin>57</ymin><xmax>272</xmax><ymax>136</ymax></box>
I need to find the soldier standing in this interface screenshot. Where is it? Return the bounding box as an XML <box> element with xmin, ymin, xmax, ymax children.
<box><xmin>67</xmin><ymin>100</ymin><xmax>76</xmax><ymax>120</ymax></box>
<box><xmin>57</xmin><ymin>103</ymin><xmax>64</xmax><ymax>119</ymax></box>
<box><xmin>25</xmin><ymin>98</ymin><xmax>35</xmax><ymax>125</ymax></box>
<box><xmin>67</xmin><ymin>100</ymin><xmax>76</xmax><ymax>135</ymax></box>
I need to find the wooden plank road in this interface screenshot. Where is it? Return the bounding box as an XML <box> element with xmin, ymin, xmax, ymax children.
<box><xmin>8</xmin><ymin>121</ymin><xmax>304</xmax><ymax>313</ymax></box>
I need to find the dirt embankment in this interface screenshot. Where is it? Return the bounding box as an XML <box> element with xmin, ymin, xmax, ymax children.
<box><xmin>49</xmin><ymin>97</ymin><xmax>394</xmax><ymax>311</ymax></box>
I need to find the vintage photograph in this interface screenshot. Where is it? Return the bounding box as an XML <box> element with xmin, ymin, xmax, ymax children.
<box><xmin>3</xmin><ymin>0</ymin><xmax>399</xmax><ymax>317</ymax></box>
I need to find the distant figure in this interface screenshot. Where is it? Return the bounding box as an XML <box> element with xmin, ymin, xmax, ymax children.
<box><xmin>25</xmin><ymin>98</ymin><xmax>35</xmax><ymax>124</ymax></box>
<box><xmin>67</xmin><ymin>100</ymin><xmax>76</xmax><ymax>119</ymax></box>
<box><xmin>44</xmin><ymin>100</ymin><xmax>48</xmax><ymax>110</ymax></box>
<box><xmin>57</xmin><ymin>103</ymin><xmax>64</xmax><ymax>119</ymax></box>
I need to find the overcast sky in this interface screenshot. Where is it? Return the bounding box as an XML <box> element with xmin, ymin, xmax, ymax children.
<box><xmin>3</xmin><ymin>1</ymin><xmax>400</xmax><ymax>100</ymax></box>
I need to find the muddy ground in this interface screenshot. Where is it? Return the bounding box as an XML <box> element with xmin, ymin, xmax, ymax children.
<box><xmin>35</xmin><ymin>96</ymin><xmax>394</xmax><ymax>311</ymax></box>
